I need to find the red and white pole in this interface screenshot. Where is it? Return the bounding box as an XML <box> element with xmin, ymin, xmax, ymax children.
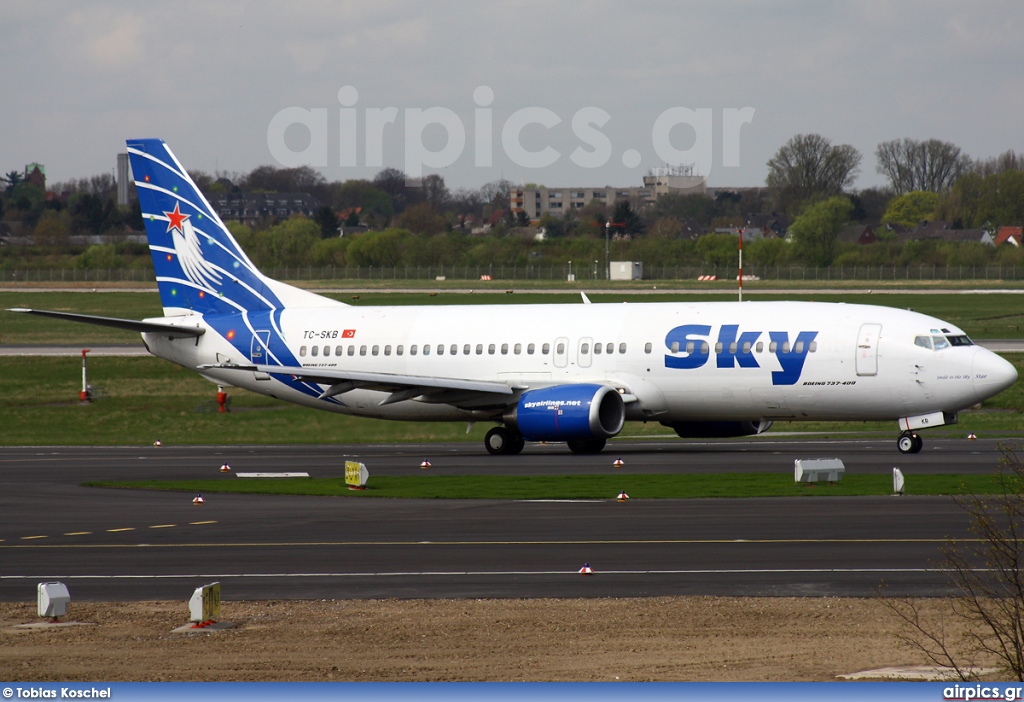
<box><xmin>79</xmin><ymin>349</ymin><xmax>92</xmax><ymax>402</ymax></box>
<box><xmin>738</xmin><ymin>229</ymin><xmax>744</xmax><ymax>302</ymax></box>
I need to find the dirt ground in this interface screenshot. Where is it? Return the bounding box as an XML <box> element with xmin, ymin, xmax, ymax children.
<box><xmin>0</xmin><ymin>597</ymin><xmax>982</xmax><ymax>682</ymax></box>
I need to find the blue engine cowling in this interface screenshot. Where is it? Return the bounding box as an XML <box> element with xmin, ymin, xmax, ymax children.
<box><xmin>507</xmin><ymin>384</ymin><xmax>625</xmax><ymax>442</ymax></box>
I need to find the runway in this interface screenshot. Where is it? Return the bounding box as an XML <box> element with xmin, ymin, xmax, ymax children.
<box><xmin>0</xmin><ymin>438</ymin><xmax>1017</xmax><ymax>601</ymax></box>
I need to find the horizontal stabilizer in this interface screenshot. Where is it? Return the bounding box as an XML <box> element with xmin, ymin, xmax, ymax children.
<box><xmin>7</xmin><ymin>308</ymin><xmax>205</xmax><ymax>338</ymax></box>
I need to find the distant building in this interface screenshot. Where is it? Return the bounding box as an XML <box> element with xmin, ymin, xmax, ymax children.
<box><xmin>510</xmin><ymin>166</ymin><xmax>707</xmax><ymax>221</ymax></box>
<box><xmin>23</xmin><ymin>163</ymin><xmax>45</xmax><ymax>190</ymax></box>
<box><xmin>211</xmin><ymin>192</ymin><xmax>320</xmax><ymax>226</ymax></box>
<box><xmin>838</xmin><ymin>225</ymin><xmax>877</xmax><ymax>246</ymax></box>
<box><xmin>116</xmin><ymin>153</ymin><xmax>130</xmax><ymax>206</ymax></box>
<box><xmin>995</xmin><ymin>226</ymin><xmax>1023</xmax><ymax>247</ymax></box>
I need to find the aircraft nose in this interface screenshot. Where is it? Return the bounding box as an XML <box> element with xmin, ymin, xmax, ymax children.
<box><xmin>973</xmin><ymin>348</ymin><xmax>1018</xmax><ymax>402</ymax></box>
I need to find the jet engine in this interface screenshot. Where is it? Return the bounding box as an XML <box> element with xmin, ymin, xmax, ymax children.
<box><xmin>506</xmin><ymin>384</ymin><xmax>625</xmax><ymax>442</ymax></box>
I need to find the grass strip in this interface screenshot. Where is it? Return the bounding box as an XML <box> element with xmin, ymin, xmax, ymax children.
<box><xmin>85</xmin><ymin>472</ymin><xmax>1011</xmax><ymax>500</ymax></box>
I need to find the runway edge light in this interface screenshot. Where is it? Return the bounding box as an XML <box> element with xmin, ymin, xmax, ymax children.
<box><xmin>420</xmin><ymin>459</ymin><xmax>431</xmax><ymax>469</ymax></box>
<box><xmin>219</xmin><ymin>463</ymin><xmax>231</xmax><ymax>473</ymax></box>
<box><xmin>617</xmin><ymin>491</ymin><xmax>629</xmax><ymax>502</ymax></box>
<box><xmin>579</xmin><ymin>563</ymin><xmax>594</xmax><ymax>575</ymax></box>
<box><xmin>193</xmin><ymin>494</ymin><xmax>204</xmax><ymax>505</ymax></box>
<box><xmin>613</xmin><ymin>458</ymin><xmax>624</xmax><ymax>468</ymax></box>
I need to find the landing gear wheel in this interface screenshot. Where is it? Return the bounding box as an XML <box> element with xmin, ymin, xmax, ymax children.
<box><xmin>567</xmin><ymin>438</ymin><xmax>607</xmax><ymax>454</ymax></box>
<box><xmin>897</xmin><ymin>432</ymin><xmax>924</xmax><ymax>454</ymax></box>
<box><xmin>485</xmin><ymin>427</ymin><xmax>511</xmax><ymax>455</ymax></box>
<box><xmin>507</xmin><ymin>433</ymin><xmax>525</xmax><ymax>455</ymax></box>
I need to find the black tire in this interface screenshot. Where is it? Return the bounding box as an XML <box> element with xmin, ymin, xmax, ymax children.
<box><xmin>897</xmin><ymin>432</ymin><xmax>915</xmax><ymax>454</ymax></box>
<box><xmin>911</xmin><ymin>433</ymin><xmax>924</xmax><ymax>454</ymax></box>
<box><xmin>485</xmin><ymin>427</ymin><xmax>511</xmax><ymax>455</ymax></box>
<box><xmin>567</xmin><ymin>438</ymin><xmax>606</xmax><ymax>454</ymax></box>
<box><xmin>507</xmin><ymin>434</ymin><xmax>526</xmax><ymax>455</ymax></box>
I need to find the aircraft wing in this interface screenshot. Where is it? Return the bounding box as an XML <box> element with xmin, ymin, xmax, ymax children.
<box><xmin>199</xmin><ymin>362</ymin><xmax>517</xmax><ymax>408</ymax></box>
<box><xmin>7</xmin><ymin>308</ymin><xmax>206</xmax><ymax>338</ymax></box>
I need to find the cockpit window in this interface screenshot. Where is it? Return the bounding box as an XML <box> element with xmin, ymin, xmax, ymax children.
<box><xmin>914</xmin><ymin>336</ymin><xmax>932</xmax><ymax>350</ymax></box>
<box><xmin>946</xmin><ymin>335</ymin><xmax>974</xmax><ymax>347</ymax></box>
<box><xmin>932</xmin><ymin>336</ymin><xmax>950</xmax><ymax>350</ymax></box>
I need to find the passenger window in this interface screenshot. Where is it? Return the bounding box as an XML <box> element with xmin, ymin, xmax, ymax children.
<box><xmin>488</xmin><ymin>344</ymin><xmax>496</xmax><ymax>355</ymax></box>
<box><xmin>809</xmin><ymin>341</ymin><xmax>817</xmax><ymax>352</ymax></box>
<box><xmin>594</xmin><ymin>343</ymin><xmax>602</xmax><ymax>355</ymax></box>
<box><xmin>700</xmin><ymin>342</ymin><xmax>709</xmax><ymax>354</ymax></box>
<box><xmin>410</xmin><ymin>345</ymin><xmax>418</xmax><ymax>356</ymax></box>
<box><xmin>476</xmin><ymin>344</ymin><xmax>483</xmax><ymax>355</ymax></box>
<box><xmin>756</xmin><ymin>342</ymin><xmax>764</xmax><ymax>353</ymax></box>
<box><xmin>619</xmin><ymin>343</ymin><xmax>627</xmax><ymax>354</ymax></box>
<box><xmin>311</xmin><ymin>346</ymin><xmax>319</xmax><ymax>357</ymax></box>
<box><xmin>782</xmin><ymin>342</ymin><xmax>791</xmax><ymax>353</ymax></box>
<box><xmin>323</xmin><ymin>346</ymin><xmax>331</xmax><ymax>357</ymax></box>
<box><xmin>501</xmin><ymin>343</ymin><xmax>509</xmax><ymax>355</ymax></box>
<box><xmin>359</xmin><ymin>345</ymin><xmax>367</xmax><ymax>356</ymax></box>
<box><xmin>742</xmin><ymin>342</ymin><xmax>751</xmax><ymax>354</ymax></box>
<box><xmin>335</xmin><ymin>345</ymin><xmax>343</xmax><ymax>356</ymax></box>
<box><xmin>348</xmin><ymin>345</ymin><xmax>355</xmax><ymax>356</ymax></box>
<box><xmin>581</xmin><ymin>343</ymin><xmax>590</xmax><ymax>354</ymax></box>
<box><xmin>372</xmin><ymin>345</ymin><xmax>380</xmax><ymax>356</ymax></box>
<box><xmin>728</xmin><ymin>342</ymin><xmax>737</xmax><ymax>354</ymax></box>
<box><xmin>606</xmin><ymin>343</ymin><xmax>613</xmax><ymax>354</ymax></box>
<box><xmin>914</xmin><ymin>336</ymin><xmax>932</xmax><ymax>349</ymax></box>
<box><xmin>644</xmin><ymin>342</ymin><xmax>652</xmax><ymax>354</ymax></box>
<box><xmin>423</xmin><ymin>345</ymin><xmax>431</xmax><ymax>356</ymax></box>
<box><xmin>436</xmin><ymin>344</ymin><xmax>444</xmax><ymax>355</ymax></box>
<box><xmin>670</xmin><ymin>341</ymin><xmax>680</xmax><ymax>353</ymax></box>
<box><xmin>556</xmin><ymin>343</ymin><xmax>565</xmax><ymax>354</ymax></box>
<box><xmin>933</xmin><ymin>336</ymin><xmax>950</xmax><ymax>350</ymax></box>
<box><xmin>299</xmin><ymin>346</ymin><xmax>307</xmax><ymax>357</ymax></box>
<box><xmin>542</xmin><ymin>343</ymin><xmax>550</xmax><ymax>354</ymax></box>
<box><xmin>527</xmin><ymin>343</ymin><xmax>535</xmax><ymax>355</ymax></box>
<box><xmin>461</xmin><ymin>344</ymin><xmax>468</xmax><ymax>355</ymax></box>
<box><xmin>384</xmin><ymin>345</ymin><xmax>392</xmax><ymax>356</ymax></box>
<box><xmin>769</xmin><ymin>341</ymin><xmax>777</xmax><ymax>353</ymax></box>
<box><xmin>714</xmin><ymin>342</ymin><xmax>723</xmax><ymax>353</ymax></box>
<box><xmin>397</xmin><ymin>345</ymin><xmax>404</xmax><ymax>356</ymax></box>
<box><xmin>514</xmin><ymin>343</ymin><xmax>522</xmax><ymax>354</ymax></box>
<box><xmin>794</xmin><ymin>341</ymin><xmax>804</xmax><ymax>354</ymax></box>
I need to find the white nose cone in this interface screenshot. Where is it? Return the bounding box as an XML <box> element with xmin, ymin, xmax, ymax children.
<box><xmin>973</xmin><ymin>349</ymin><xmax>1018</xmax><ymax>402</ymax></box>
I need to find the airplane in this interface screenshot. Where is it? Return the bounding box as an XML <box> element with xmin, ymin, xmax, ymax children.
<box><xmin>8</xmin><ymin>139</ymin><xmax>1018</xmax><ymax>455</ymax></box>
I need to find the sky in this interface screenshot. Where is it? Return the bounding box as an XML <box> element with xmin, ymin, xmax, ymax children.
<box><xmin>1</xmin><ymin>1</ymin><xmax>1022</xmax><ymax>192</ymax></box>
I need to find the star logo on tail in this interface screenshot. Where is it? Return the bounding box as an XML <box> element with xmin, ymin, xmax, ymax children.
<box><xmin>163</xmin><ymin>202</ymin><xmax>222</xmax><ymax>290</ymax></box>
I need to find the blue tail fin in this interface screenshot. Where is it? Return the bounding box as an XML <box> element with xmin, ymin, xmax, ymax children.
<box><xmin>127</xmin><ymin>139</ymin><xmax>336</xmax><ymax>317</ymax></box>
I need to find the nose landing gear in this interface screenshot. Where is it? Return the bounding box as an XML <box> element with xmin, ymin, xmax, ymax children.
<box><xmin>897</xmin><ymin>431</ymin><xmax>923</xmax><ymax>454</ymax></box>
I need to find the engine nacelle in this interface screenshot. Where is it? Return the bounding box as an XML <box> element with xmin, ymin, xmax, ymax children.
<box><xmin>664</xmin><ymin>419</ymin><xmax>773</xmax><ymax>438</ymax></box>
<box><xmin>506</xmin><ymin>384</ymin><xmax>625</xmax><ymax>442</ymax></box>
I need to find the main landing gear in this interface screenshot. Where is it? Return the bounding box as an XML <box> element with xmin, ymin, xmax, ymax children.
<box><xmin>897</xmin><ymin>431</ymin><xmax>923</xmax><ymax>454</ymax></box>
<box><xmin>484</xmin><ymin>426</ymin><xmax>525</xmax><ymax>455</ymax></box>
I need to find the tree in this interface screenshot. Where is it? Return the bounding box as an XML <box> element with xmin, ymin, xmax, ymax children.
<box><xmin>766</xmin><ymin>134</ymin><xmax>861</xmax><ymax>215</ymax></box>
<box><xmin>875</xmin><ymin>138</ymin><xmax>972</xmax><ymax>195</ymax></box>
<box><xmin>974</xmin><ymin>149</ymin><xmax>1024</xmax><ymax>177</ymax></box>
<box><xmin>3</xmin><ymin>170</ymin><xmax>23</xmax><ymax>193</ymax></box>
<box><xmin>372</xmin><ymin>167</ymin><xmax>413</xmax><ymax>213</ymax></box>
<box><xmin>394</xmin><ymin>202</ymin><xmax>447</xmax><ymax>236</ymax></box>
<box><xmin>610</xmin><ymin>200</ymin><xmax>644</xmax><ymax>236</ymax></box>
<box><xmin>881</xmin><ymin>191</ymin><xmax>940</xmax><ymax>229</ymax></box>
<box><xmin>242</xmin><ymin>165</ymin><xmax>327</xmax><ymax>199</ymax></box>
<box><xmin>884</xmin><ymin>444</ymin><xmax>1024</xmax><ymax>681</ymax></box>
<box><xmin>788</xmin><ymin>195</ymin><xmax>853</xmax><ymax>266</ymax></box>
<box><xmin>312</xmin><ymin>205</ymin><xmax>339</xmax><ymax>239</ymax></box>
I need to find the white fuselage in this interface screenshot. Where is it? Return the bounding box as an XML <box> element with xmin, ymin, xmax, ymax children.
<box><xmin>141</xmin><ymin>300</ymin><xmax>1014</xmax><ymax>429</ymax></box>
